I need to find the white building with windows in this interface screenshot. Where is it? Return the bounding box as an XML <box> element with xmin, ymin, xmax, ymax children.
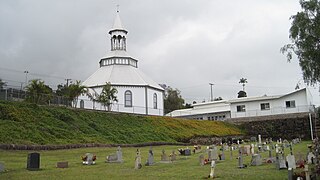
<box><xmin>167</xmin><ymin>88</ymin><xmax>314</xmax><ymax>120</ymax></box>
<box><xmin>77</xmin><ymin>11</ymin><xmax>164</xmax><ymax>115</ymax></box>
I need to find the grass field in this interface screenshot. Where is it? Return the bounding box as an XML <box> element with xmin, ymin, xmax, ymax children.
<box><xmin>0</xmin><ymin>141</ymin><xmax>312</xmax><ymax>180</ymax></box>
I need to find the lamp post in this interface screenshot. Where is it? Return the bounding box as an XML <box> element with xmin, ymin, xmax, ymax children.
<box><xmin>209</xmin><ymin>83</ymin><xmax>214</xmax><ymax>101</ymax></box>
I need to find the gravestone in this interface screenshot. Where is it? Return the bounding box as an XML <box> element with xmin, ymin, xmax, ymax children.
<box><xmin>242</xmin><ymin>145</ymin><xmax>251</xmax><ymax>155</ymax></box>
<box><xmin>27</xmin><ymin>152</ymin><xmax>40</xmax><ymax>170</ymax></box>
<box><xmin>211</xmin><ymin>147</ymin><xmax>218</xmax><ymax>161</ymax></box>
<box><xmin>57</xmin><ymin>161</ymin><xmax>68</xmax><ymax>168</ymax></box>
<box><xmin>106</xmin><ymin>146</ymin><xmax>123</xmax><ymax>163</ymax></box>
<box><xmin>276</xmin><ymin>153</ymin><xmax>287</xmax><ymax>170</ymax></box>
<box><xmin>161</xmin><ymin>149</ymin><xmax>169</xmax><ymax>161</ymax></box>
<box><xmin>304</xmin><ymin>165</ymin><xmax>311</xmax><ymax>180</ymax></box>
<box><xmin>286</xmin><ymin>154</ymin><xmax>296</xmax><ymax>169</ymax></box>
<box><xmin>251</xmin><ymin>154</ymin><xmax>262</xmax><ymax>166</ymax></box>
<box><xmin>250</xmin><ymin>144</ymin><xmax>255</xmax><ymax>155</ymax></box>
<box><xmin>82</xmin><ymin>153</ymin><xmax>96</xmax><ymax>165</ymax></box>
<box><xmin>208</xmin><ymin>149</ymin><xmax>213</xmax><ymax>161</ymax></box>
<box><xmin>296</xmin><ymin>152</ymin><xmax>305</xmax><ymax>168</ymax></box>
<box><xmin>170</xmin><ymin>150</ymin><xmax>177</xmax><ymax>161</ymax></box>
<box><xmin>145</xmin><ymin>147</ymin><xmax>154</xmax><ymax>166</ymax></box>
<box><xmin>258</xmin><ymin>134</ymin><xmax>262</xmax><ymax>144</ymax></box>
<box><xmin>238</xmin><ymin>149</ymin><xmax>246</xmax><ymax>168</ymax></box>
<box><xmin>307</xmin><ymin>152</ymin><xmax>315</xmax><ymax>164</ymax></box>
<box><xmin>288</xmin><ymin>168</ymin><xmax>293</xmax><ymax>180</ymax></box>
<box><xmin>184</xmin><ymin>148</ymin><xmax>191</xmax><ymax>156</ymax></box>
<box><xmin>199</xmin><ymin>154</ymin><xmax>205</xmax><ymax>166</ymax></box>
<box><xmin>230</xmin><ymin>146</ymin><xmax>233</xmax><ymax>160</ymax></box>
<box><xmin>0</xmin><ymin>162</ymin><xmax>4</xmax><ymax>173</ymax></box>
<box><xmin>135</xmin><ymin>149</ymin><xmax>142</xmax><ymax>169</ymax></box>
<box><xmin>266</xmin><ymin>150</ymin><xmax>274</xmax><ymax>163</ymax></box>
<box><xmin>220</xmin><ymin>151</ymin><xmax>225</xmax><ymax>161</ymax></box>
<box><xmin>208</xmin><ymin>160</ymin><xmax>216</xmax><ymax>178</ymax></box>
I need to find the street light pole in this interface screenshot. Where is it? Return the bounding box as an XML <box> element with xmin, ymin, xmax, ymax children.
<box><xmin>209</xmin><ymin>83</ymin><xmax>214</xmax><ymax>101</ymax></box>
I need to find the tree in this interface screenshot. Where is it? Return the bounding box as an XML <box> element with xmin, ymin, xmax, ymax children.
<box><xmin>25</xmin><ymin>79</ymin><xmax>53</xmax><ymax>104</ymax></box>
<box><xmin>164</xmin><ymin>86</ymin><xmax>185</xmax><ymax>114</ymax></box>
<box><xmin>214</xmin><ymin>97</ymin><xmax>223</xmax><ymax>101</ymax></box>
<box><xmin>281</xmin><ymin>0</ymin><xmax>320</xmax><ymax>84</ymax></box>
<box><xmin>96</xmin><ymin>82</ymin><xmax>118</xmax><ymax>111</ymax></box>
<box><xmin>67</xmin><ymin>80</ymin><xmax>87</xmax><ymax>108</ymax></box>
<box><xmin>56</xmin><ymin>80</ymin><xmax>87</xmax><ymax>107</ymax></box>
<box><xmin>238</xmin><ymin>90</ymin><xmax>247</xmax><ymax>98</ymax></box>
<box><xmin>239</xmin><ymin>78</ymin><xmax>248</xmax><ymax>91</ymax></box>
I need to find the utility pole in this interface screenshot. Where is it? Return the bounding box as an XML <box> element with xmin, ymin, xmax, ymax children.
<box><xmin>209</xmin><ymin>83</ymin><xmax>214</xmax><ymax>101</ymax></box>
<box><xmin>24</xmin><ymin>70</ymin><xmax>29</xmax><ymax>87</ymax></box>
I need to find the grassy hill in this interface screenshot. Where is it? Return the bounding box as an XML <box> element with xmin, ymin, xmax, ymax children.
<box><xmin>0</xmin><ymin>100</ymin><xmax>243</xmax><ymax>145</ymax></box>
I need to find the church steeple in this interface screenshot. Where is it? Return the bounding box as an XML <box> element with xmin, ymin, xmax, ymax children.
<box><xmin>109</xmin><ymin>10</ymin><xmax>128</xmax><ymax>51</ymax></box>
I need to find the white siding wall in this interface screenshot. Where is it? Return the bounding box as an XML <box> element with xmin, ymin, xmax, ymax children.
<box><xmin>76</xmin><ymin>85</ymin><xmax>163</xmax><ymax>115</ymax></box>
<box><xmin>230</xmin><ymin>89</ymin><xmax>310</xmax><ymax>118</ymax></box>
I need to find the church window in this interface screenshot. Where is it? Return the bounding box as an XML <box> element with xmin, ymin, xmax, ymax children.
<box><xmin>125</xmin><ymin>90</ymin><xmax>132</xmax><ymax>107</ymax></box>
<box><xmin>153</xmin><ymin>93</ymin><xmax>157</xmax><ymax>109</ymax></box>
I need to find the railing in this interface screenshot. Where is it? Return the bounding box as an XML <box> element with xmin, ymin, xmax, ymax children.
<box><xmin>231</xmin><ymin>105</ymin><xmax>314</xmax><ymax>118</ymax></box>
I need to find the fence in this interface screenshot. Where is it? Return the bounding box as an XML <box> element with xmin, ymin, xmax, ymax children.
<box><xmin>0</xmin><ymin>89</ymin><xmax>164</xmax><ymax>116</ymax></box>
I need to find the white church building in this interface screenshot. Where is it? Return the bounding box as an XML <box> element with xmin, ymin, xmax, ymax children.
<box><xmin>77</xmin><ymin>11</ymin><xmax>164</xmax><ymax>115</ymax></box>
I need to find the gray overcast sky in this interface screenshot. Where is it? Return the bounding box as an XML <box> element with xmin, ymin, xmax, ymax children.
<box><xmin>1</xmin><ymin>0</ymin><xmax>319</xmax><ymax>105</ymax></box>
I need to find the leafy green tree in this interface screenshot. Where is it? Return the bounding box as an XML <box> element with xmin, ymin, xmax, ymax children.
<box><xmin>281</xmin><ymin>0</ymin><xmax>320</xmax><ymax>84</ymax></box>
<box><xmin>164</xmin><ymin>86</ymin><xmax>185</xmax><ymax>114</ymax></box>
<box><xmin>68</xmin><ymin>80</ymin><xmax>87</xmax><ymax>108</ymax></box>
<box><xmin>239</xmin><ymin>78</ymin><xmax>248</xmax><ymax>91</ymax></box>
<box><xmin>55</xmin><ymin>81</ymin><xmax>87</xmax><ymax>107</ymax></box>
<box><xmin>96</xmin><ymin>82</ymin><xmax>118</xmax><ymax>111</ymax></box>
<box><xmin>238</xmin><ymin>90</ymin><xmax>247</xmax><ymax>98</ymax></box>
<box><xmin>26</xmin><ymin>79</ymin><xmax>53</xmax><ymax>104</ymax></box>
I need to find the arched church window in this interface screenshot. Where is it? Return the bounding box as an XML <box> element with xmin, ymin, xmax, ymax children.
<box><xmin>125</xmin><ymin>90</ymin><xmax>132</xmax><ymax>107</ymax></box>
<box><xmin>153</xmin><ymin>93</ymin><xmax>157</xmax><ymax>109</ymax></box>
<box><xmin>80</xmin><ymin>100</ymin><xmax>84</xmax><ymax>109</ymax></box>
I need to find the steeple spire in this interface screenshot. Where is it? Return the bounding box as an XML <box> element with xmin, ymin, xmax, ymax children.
<box><xmin>109</xmin><ymin>9</ymin><xmax>128</xmax><ymax>51</ymax></box>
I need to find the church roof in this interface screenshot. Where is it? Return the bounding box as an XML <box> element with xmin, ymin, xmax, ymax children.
<box><xmin>109</xmin><ymin>12</ymin><xmax>127</xmax><ymax>34</ymax></box>
<box><xmin>82</xmin><ymin>65</ymin><xmax>164</xmax><ymax>91</ymax></box>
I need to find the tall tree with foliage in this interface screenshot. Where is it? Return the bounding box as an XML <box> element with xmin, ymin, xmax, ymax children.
<box><xmin>67</xmin><ymin>80</ymin><xmax>87</xmax><ymax>108</ymax></box>
<box><xmin>239</xmin><ymin>78</ymin><xmax>248</xmax><ymax>91</ymax></box>
<box><xmin>164</xmin><ymin>86</ymin><xmax>185</xmax><ymax>114</ymax></box>
<box><xmin>25</xmin><ymin>79</ymin><xmax>53</xmax><ymax>104</ymax></box>
<box><xmin>281</xmin><ymin>0</ymin><xmax>320</xmax><ymax>84</ymax></box>
<box><xmin>56</xmin><ymin>81</ymin><xmax>87</xmax><ymax>107</ymax></box>
<box><xmin>96</xmin><ymin>82</ymin><xmax>118</xmax><ymax>111</ymax></box>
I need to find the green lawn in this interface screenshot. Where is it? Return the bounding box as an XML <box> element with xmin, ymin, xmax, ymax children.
<box><xmin>0</xmin><ymin>141</ymin><xmax>312</xmax><ymax>179</ymax></box>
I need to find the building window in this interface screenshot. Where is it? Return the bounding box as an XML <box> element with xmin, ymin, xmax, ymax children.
<box><xmin>153</xmin><ymin>93</ymin><xmax>157</xmax><ymax>109</ymax></box>
<box><xmin>237</xmin><ymin>105</ymin><xmax>246</xmax><ymax>112</ymax></box>
<box><xmin>260</xmin><ymin>103</ymin><xmax>270</xmax><ymax>110</ymax></box>
<box><xmin>80</xmin><ymin>100</ymin><xmax>84</xmax><ymax>109</ymax></box>
<box><xmin>286</xmin><ymin>100</ymin><xmax>296</xmax><ymax>108</ymax></box>
<box><xmin>125</xmin><ymin>90</ymin><xmax>132</xmax><ymax>107</ymax></box>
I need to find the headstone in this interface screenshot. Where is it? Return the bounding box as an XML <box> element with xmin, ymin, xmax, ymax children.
<box><xmin>250</xmin><ymin>144</ymin><xmax>255</xmax><ymax>155</ymax></box>
<box><xmin>82</xmin><ymin>153</ymin><xmax>96</xmax><ymax>165</ymax></box>
<box><xmin>170</xmin><ymin>150</ymin><xmax>177</xmax><ymax>161</ymax></box>
<box><xmin>304</xmin><ymin>165</ymin><xmax>310</xmax><ymax>180</ymax></box>
<box><xmin>242</xmin><ymin>145</ymin><xmax>251</xmax><ymax>155</ymax></box>
<box><xmin>184</xmin><ymin>148</ymin><xmax>191</xmax><ymax>156</ymax></box>
<box><xmin>286</xmin><ymin>154</ymin><xmax>296</xmax><ymax>169</ymax></box>
<box><xmin>238</xmin><ymin>149</ymin><xmax>246</xmax><ymax>168</ymax></box>
<box><xmin>250</xmin><ymin>136</ymin><xmax>257</xmax><ymax>142</ymax></box>
<box><xmin>307</xmin><ymin>152</ymin><xmax>315</xmax><ymax>164</ymax></box>
<box><xmin>258</xmin><ymin>135</ymin><xmax>262</xmax><ymax>144</ymax></box>
<box><xmin>145</xmin><ymin>147</ymin><xmax>154</xmax><ymax>166</ymax></box>
<box><xmin>0</xmin><ymin>163</ymin><xmax>4</xmax><ymax>173</ymax></box>
<box><xmin>161</xmin><ymin>149</ymin><xmax>169</xmax><ymax>161</ymax></box>
<box><xmin>208</xmin><ymin>149</ymin><xmax>212</xmax><ymax>161</ymax></box>
<box><xmin>276</xmin><ymin>153</ymin><xmax>287</xmax><ymax>170</ymax></box>
<box><xmin>296</xmin><ymin>152</ymin><xmax>305</xmax><ymax>168</ymax></box>
<box><xmin>199</xmin><ymin>154</ymin><xmax>205</xmax><ymax>166</ymax></box>
<box><xmin>230</xmin><ymin>146</ymin><xmax>233</xmax><ymax>160</ymax></box>
<box><xmin>106</xmin><ymin>146</ymin><xmax>123</xmax><ymax>163</ymax></box>
<box><xmin>135</xmin><ymin>149</ymin><xmax>142</xmax><ymax>169</ymax></box>
<box><xmin>251</xmin><ymin>154</ymin><xmax>262</xmax><ymax>166</ymax></box>
<box><xmin>208</xmin><ymin>160</ymin><xmax>216</xmax><ymax>178</ymax></box>
<box><xmin>220</xmin><ymin>151</ymin><xmax>225</xmax><ymax>161</ymax></box>
<box><xmin>27</xmin><ymin>152</ymin><xmax>40</xmax><ymax>170</ymax></box>
<box><xmin>211</xmin><ymin>147</ymin><xmax>218</xmax><ymax>161</ymax></box>
<box><xmin>57</xmin><ymin>161</ymin><xmax>68</xmax><ymax>168</ymax></box>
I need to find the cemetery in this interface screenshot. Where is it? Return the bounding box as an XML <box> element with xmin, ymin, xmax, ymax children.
<box><xmin>0</xmin><ymin>138</ymin><xmax>320</xmax><ymax>179</ymax></box>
